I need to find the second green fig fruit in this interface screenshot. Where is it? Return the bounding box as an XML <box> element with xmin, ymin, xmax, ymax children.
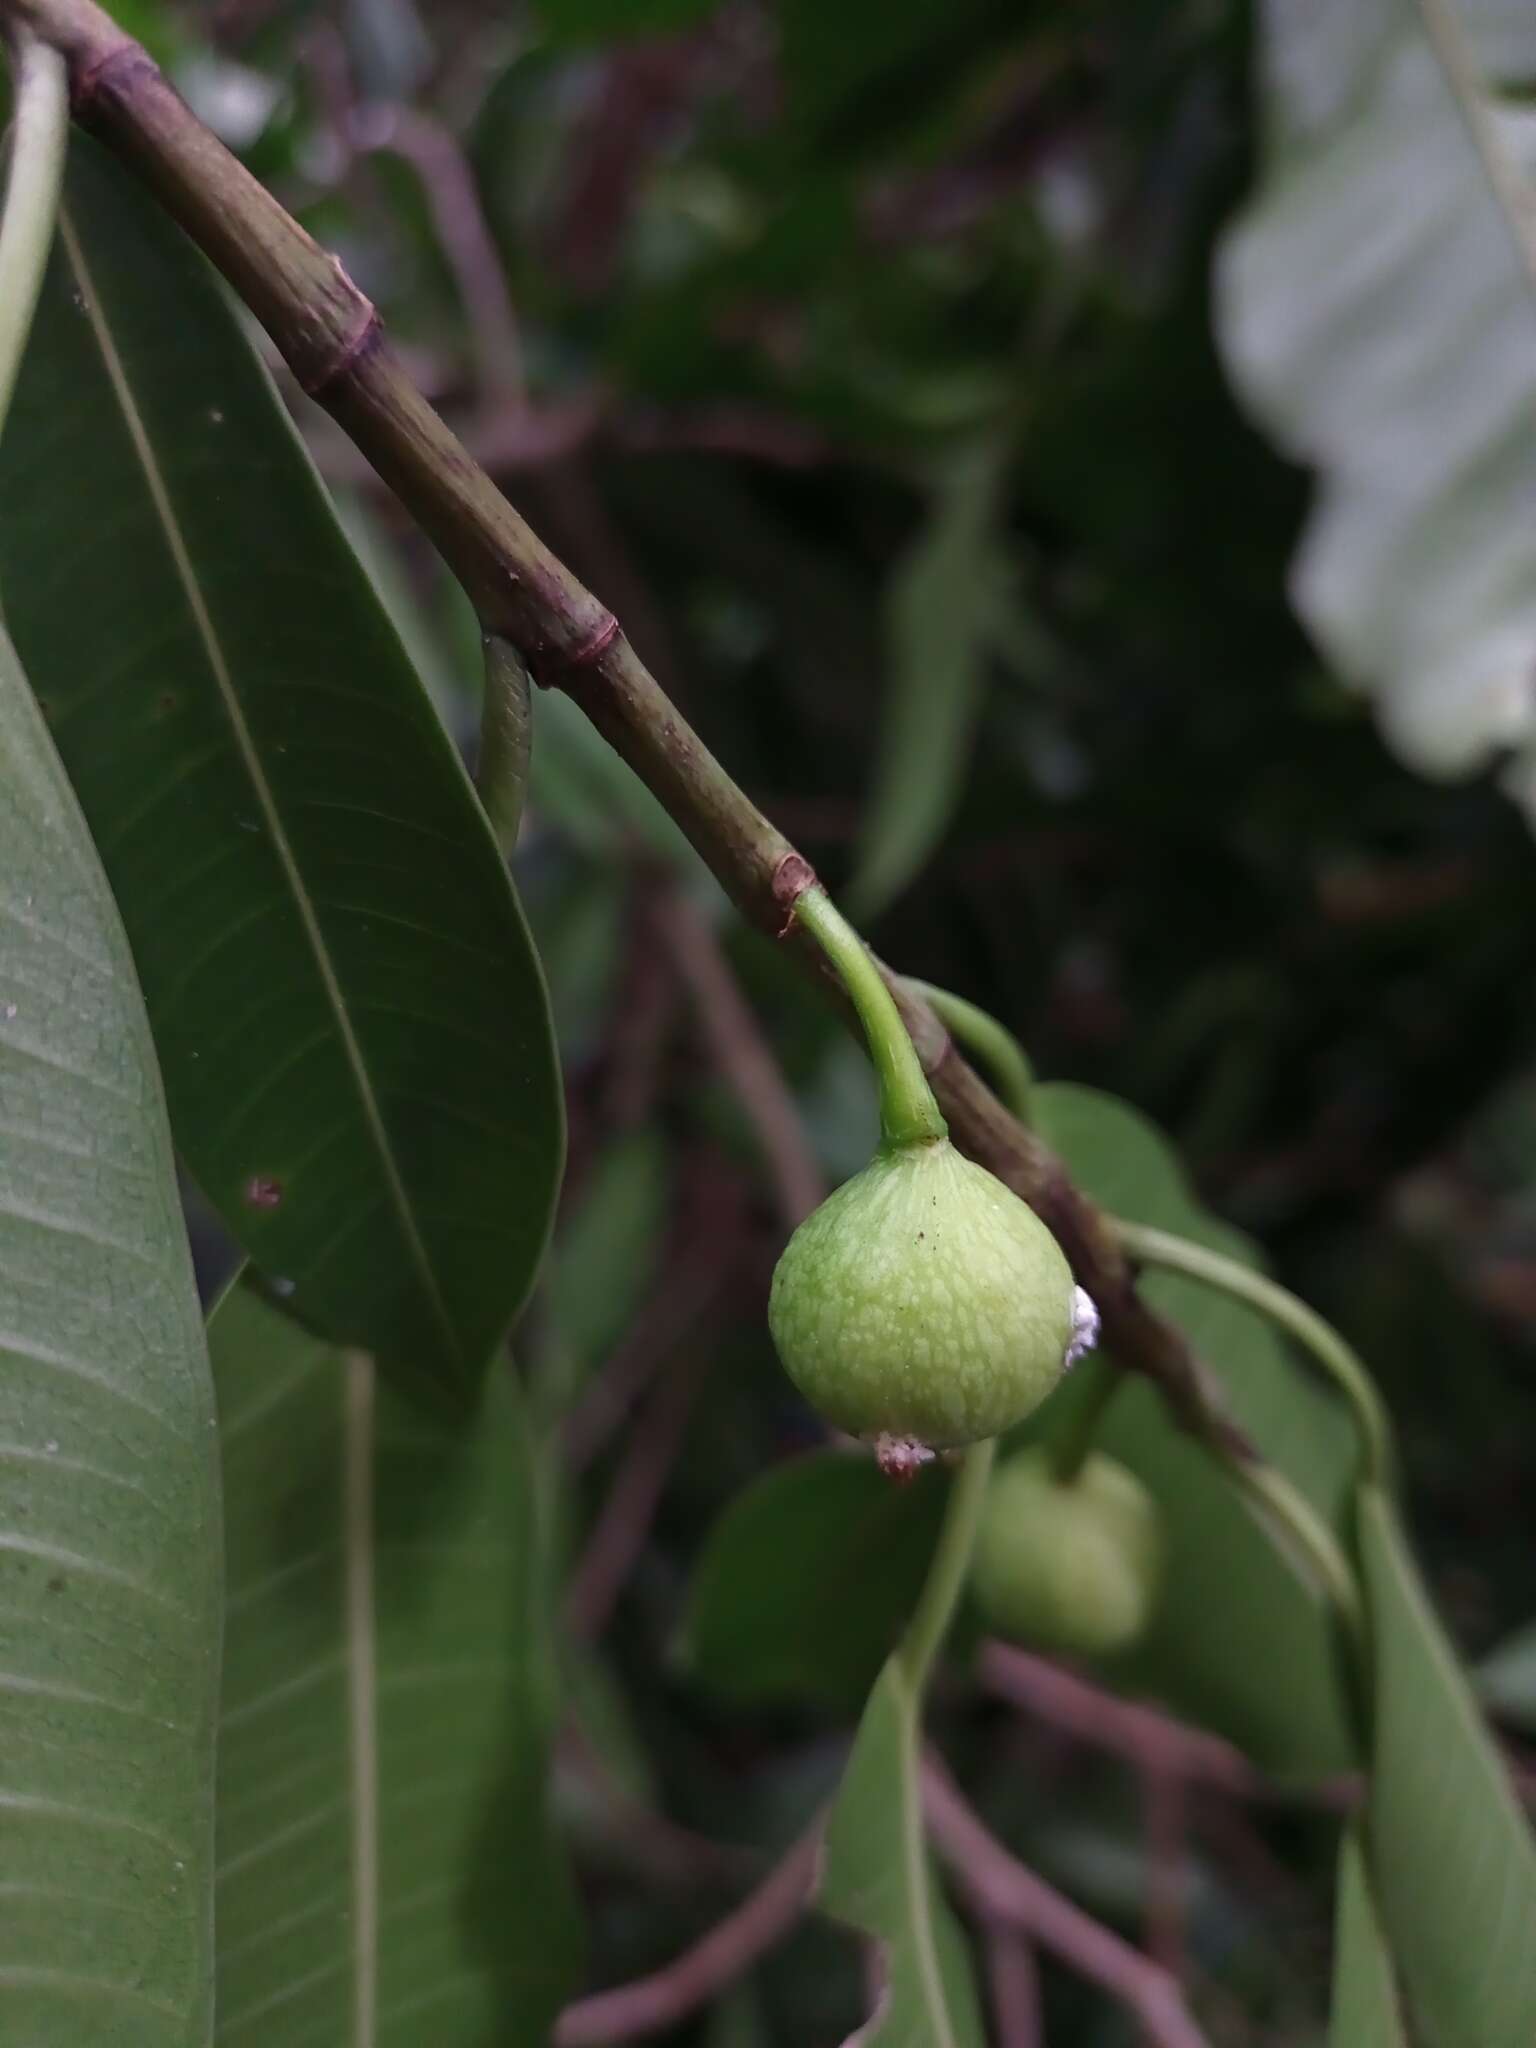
<box><xmin>768</xmin><ymin>1137</ymin><xmax>1091</xmax><ymax>1460</ymax></box>
<box><xmin>969</xmin><ymin>1447</ymin><xmax>1162</xmax><ymax>1656</ymax></box>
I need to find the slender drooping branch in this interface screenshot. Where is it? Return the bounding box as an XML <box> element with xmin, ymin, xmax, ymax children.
<box><xmin>555</xmin><ymin>1820</ymin><xmax>823</xmax><ymax>2045</ymax></box>
<box><xmin>924</xmin><ymin>1760</ymin><xmax>1212</xmax><ymax>2048</ymax></box>
<box><xmin>1</xmin><ymin>0</ymin><xmax>1255</xmax><ymax>1468</ymax></box>
<box><xmin>978</xmin><ymin>1642</ymin><xmax>1358</xmax><ymax>1806</ymax></box>
<box><xmin>648</xmin><ymin>885</ymin><xmax>824</xmax><ymax>1229</ymax></box>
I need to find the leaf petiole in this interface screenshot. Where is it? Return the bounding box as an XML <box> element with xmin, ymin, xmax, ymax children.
<box><xmin>905</xmin><ymin>976</ymin><xmax>1034</xmax><ymax>1126</ymax></box>
<box><xmin>1110</xmin><ymin>1217</ymin><xmax>1393</xmax><ymax>1488</ymax></box>
<box><xmin>898</xmin><ymin>1438</ymin><xmax>995</xmax><ymax>1695</ymax></box>
<box><xmin>0</xmin><ymin>25</ymin><xmax>68</xmax><ymax>445</ymax></box>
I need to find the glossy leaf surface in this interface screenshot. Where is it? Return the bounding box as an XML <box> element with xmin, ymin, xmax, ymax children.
<box><xmin>0</xmin><ymin>136</ymin><xmax>562</xmax><ymax>1392</ymax></box>
<box><xmin>0</xmin><ymin>623</ymin><xmax>219</xmax><ymax>2044</ymax></box>
<box><xmin>820</xmin><ymin>1661</ymin><xmax>985</xmax><ymax>2048</ymax></box>
<box><xmin>1357</xmin><ymin>1483</ymin><xmax>1536</xmax><ymax>2048</ymax></box>
<box><xmin>210</xmin><ymin>1281</ymin><xmax>580</xmax><ymax>2044</ymax></box>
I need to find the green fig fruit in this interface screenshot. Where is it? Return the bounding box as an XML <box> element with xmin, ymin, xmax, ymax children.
<box><xmin>767</xmin><ymin>1137</ymin><xmax>1094</xmax><ymax>1466</ymax></box>
<box><xmin>969</xmin><ymin>1447</ymin><xmax>1162</xmax><ymax>1656</ymax></box>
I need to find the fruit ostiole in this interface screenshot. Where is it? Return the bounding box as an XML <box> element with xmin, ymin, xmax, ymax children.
<box><xmin>767</xmin><ymin>865</ymin><xmax>1098</xmax><ymax>1480</ymax></box>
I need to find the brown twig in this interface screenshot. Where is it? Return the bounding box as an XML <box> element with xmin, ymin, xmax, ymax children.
<box><xmin>554</xmin><ymin>1819</ymin><xmax>823</xmax><ymax>2045</ymax></box>
<box><xmin>7</xmin><ymin>0</ymin><xmax>1259</xmax><ymax>1473</ymax></box>
<box><xmin>986</xmin><ymin>1926</ymin><xmax>1046</xmax><ymax>2047</ymax></box>
<box><xmin>601</xmin><ymin>905</ymin><xmax>680</xmax><ymax>1131</ymax></box>
<box><xmin>557</xmin><ymin>1724</ymin><xmax>758</xmax><ymax>1888</ymax></box>
<box><xmin>923</xmin><ymin>1761</ymin><xmax>1212</xmax><ymax>2048</ymax></box>
<box><xmin>1141</xmin><ymin>1761</ymin><xmax>1188</xmax><ymax>2011</ymax></box>
<box><xmin>563</xmin><ymin>1219</ymin><xmax>732</xmax><ymax>1472</ymax></box>
<box><xmin>300</xmin><ymin>25</ymin><xmax>523</xmax><ymax>403</ymax></box>
<box><xmin>649</xmin><ymin>885</ymin><xmax>824</xmax><ymax>1229</ymax></box>
<box><xmin>565</xmin><ymin>1338</ymin><xmax>714</xmax><ymax>1639</ymax></box>
<box><xmin>978</xmin><ymin>1642</ymin><xmax>1358</xmax><ymax>1807</ymax></box>
<box><xmin>350</xmin><ymin>104</ymin><xmax>524</xmax><ymax>402</ymax></box>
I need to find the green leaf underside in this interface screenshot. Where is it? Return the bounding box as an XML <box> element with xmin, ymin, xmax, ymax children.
<box><xmin>1217</xmin><ymin>1</ymin><xmax>1536</xmax><ymax>810</ymax></box>
<box><xmin>1356</xmin><ymin>1484</ymin><xmax>1536</xmax><ymax>2048</ymax></box>
<box><xmin>1032</xmin><ymin>1083</ymin><xmax>1358</xmax><ymax>1775</ymax></box>
<box><xmin>849</xmin><ymin>440</ymin><xmax>1006</xmax><ymax>917</ymax></box>
<box><xmin>1329</xmin><ymin>1823</ymin><xmax>1407</xmax><ymax>2048</ymax></box>
<box><xmin>210</xmin><ymin>1280</ymin><xmax>581</xmax><ymax>2046</ymax></box>
<box><xmin>679</xmin><ymin>1453</ymin><xmax>951</xmax><ymax>1711</ymax></box>
<box><xmin>820</xmin><ymin>1662</ymin><xmax>986</xmax><ymax>2048</ymax></box>
<box><xmin>0</xmin><ymin>135</ymin><xmax>562</xmax><ymax>1390</ymax></box>
<box><xmin>0</xmin><ymin>624</ymin><xmax>219</xmax><ymax>2043</ymax></box>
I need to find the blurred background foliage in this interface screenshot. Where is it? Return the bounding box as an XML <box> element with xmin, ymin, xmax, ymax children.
<box><xmin>125</xmin><ymin>0</ymin><xmax>1536</xmax><ymax>2037</ymax></box>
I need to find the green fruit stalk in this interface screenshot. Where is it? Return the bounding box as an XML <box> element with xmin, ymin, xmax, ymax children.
<box><xmin>969</xmin><ymin>1447</ymin><xmax>1162</xmax><ymax>1656</ymax></box>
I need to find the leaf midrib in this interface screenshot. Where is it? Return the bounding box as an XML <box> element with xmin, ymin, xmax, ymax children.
<box><xmin>343</xmin><ymin>1351</ymin><xmax>378</xmax><ymax>2048</ymax></box>
<box><xmin>59</xmin><ymin>207</ymin><xmax>460</xmax><ymax>1373</ymax></box>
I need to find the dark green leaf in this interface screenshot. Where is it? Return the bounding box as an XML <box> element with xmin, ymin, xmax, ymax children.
<box><xmin>1357</xmin><ymin>1483</ymin><xmax>1536</xmax><ymax>2048</ymax></box>
<box><xmin>679</xmin><ymin>1451</ymin><xmax>950</xmax><ymax>1711</ymax></box>
<box><xmin>0</xmin><ymin>623</ymin><xmax>219</xmax><ymax>2044</ymax></box>
<box><xmin>210</xmin><ymin>1279</ymin><xmax>581</xmax><ymax>2042</ymax></box>
<box><xmin>820</xmin><ymin>1661</ymin><xmax>986</xmax><ymax>2047</ymax></box>
<box><xmin>1033</xmin><ymin>1083</ymin><xmax>1358</xmax><ymax>1775</ymax></box>
<box><xmin>849</xmin><ymin>441</ymin><xmax>1007</xmax><ymax>917</ymax></box>
<box><xmin>1330</xmin><ymin>1823</ymin><xmax>1407</xmax><ymax>2048</ymax></box>
<box><xmin>0</xmin><ymin>136</ymin><xmax>563</xmax><ymax>1392</ymax></box>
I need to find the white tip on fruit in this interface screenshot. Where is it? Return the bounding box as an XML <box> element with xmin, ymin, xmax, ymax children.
<box><xmin>1066</xmin><ymin>1286</ymin><xmax>1101</xmax><ymax>1367</ymax></box>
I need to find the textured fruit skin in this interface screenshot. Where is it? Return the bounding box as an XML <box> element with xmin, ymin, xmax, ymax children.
<box><xmin>970</xmin><ymin>1448</ymin><xmax>1162</xmax><ymax>1656</ymax></box>
<box><xmin>767</xmin><ymin>1138</ymin><xmax>1078</xmax><ymax>1449</ymax></box>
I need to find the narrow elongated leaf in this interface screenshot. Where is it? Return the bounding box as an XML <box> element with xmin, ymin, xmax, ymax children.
<box><xmin>0</xmin><ymin>135</ymin><xmax>562</xmax><ymax>1391</ymax></box>
<box><xmin>0</xmin><ymin>624</ymin><xmax>219</xmax><ymax>2044</ymax></box>
<box><xmin>210</xmin><ymin>1280</ymin><xmax>580</xmax><ymax>2045</ymax></box>
<box><xmin>820</xmin><ymin>1661</ymin><xmax>986</xmax><ymax>2048</ymax></box>
<box><xmin>1216</xmin><ymin>0</ymin><xmax>1536</xmax><ymax>815</ymax></box>
<box><xmin>849</xmin><ymin>441</ymin><xmax>1006</xmax><ymax>916</ymax></box>
<box><xmin>679</xmin><ymin>1452</ymin><xmax>950</xmax><ymax>1711</ymax></box>
<box><xmin>1357</xmin><ymin>1483</ymin><xmax>1536</xmax><ymax>2048</ymax></box>
<box><xmin>1330</xmin><ymin>1824</ymin><xmax>1407</xmax><ymax>2048</ymax></box>
<box><xmin>1033</xmin><ymin>1083</ymin><xmax>1358</xmax><ymax>1775</ymax></box>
